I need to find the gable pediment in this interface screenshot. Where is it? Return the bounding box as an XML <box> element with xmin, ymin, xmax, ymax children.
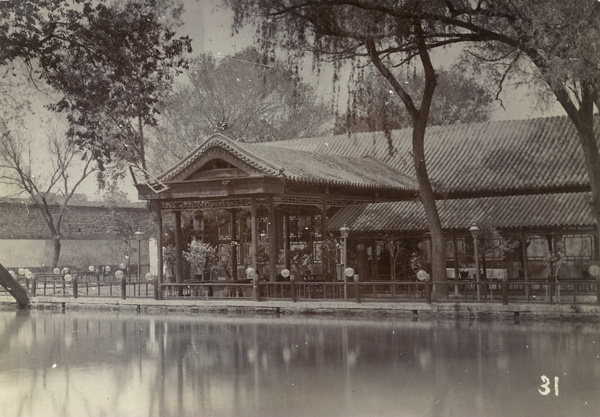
<box><xmin>185</xmin><ymin>158</ymin><xmax>247</xmax><ymax>180</ymax></box>
<box><xmin>167</xmin><ymin>146</ymin><xmax>263</xmax><ymax>183</ymax></box>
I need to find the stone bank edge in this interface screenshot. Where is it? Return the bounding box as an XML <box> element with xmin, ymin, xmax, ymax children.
<box><xmin>2</xmin><ymin>297</ymin><xmax>597</xmax><ymax>322</ymax></box>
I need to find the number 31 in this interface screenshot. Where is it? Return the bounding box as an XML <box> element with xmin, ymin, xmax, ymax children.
<box><xmin>539</xmin><ymin>375</ymin><xmax>559</xmax><ymax>396</ymax></box>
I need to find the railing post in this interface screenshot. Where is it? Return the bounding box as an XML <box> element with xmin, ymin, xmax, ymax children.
<box><xmin>252</xmin><ymin>276</ymin><xmax>260</xmax><ymax>302</ymax></box>
<box><xmin>502</xmin><ymin>278</ymin><xmax>508</xmax><ymax>305</ymax></box>
<box><xmin>354</xmin><ymin>274</ymin><xmax>360</xmax><ymax>303</ymax></box>
<box><xmin>290</xmin><ymin>276</ymin><xmax>296</xmax><ymax>302</ymax></box>
<box><xmin>31</xmin><ymin>278</ymin><xmax>36</xmax><ymax>297</ymax></box>
<box><xmin>425</xmin><ymin>279</ymin><xmax>431</xmax><ymax>304</ymax></box>
<box><xmin>121</xmin><ymin>277</ymin><xmax>126</xmax><ymax>300</ymax></box>
<box><xmin>596</xmin><ymin>276</ymin><xmax>600</xmax><ymax>305</ymax></box>
<box><xmin>73</xmin><ymin>277</ymin><xmax>78</xmax><ymax>299</ymax></box>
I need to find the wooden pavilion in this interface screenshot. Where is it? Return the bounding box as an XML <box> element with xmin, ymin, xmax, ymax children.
<box><xmin>135</xmin><ymin>133</ymin><xmax>418</xmax><ymax>289</ymax></box>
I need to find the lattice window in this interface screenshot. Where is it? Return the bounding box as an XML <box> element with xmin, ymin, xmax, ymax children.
<box><xmin>563</xmin><ymin>234</ymin><xmax>594</xmax><ymax>260</ymax></box>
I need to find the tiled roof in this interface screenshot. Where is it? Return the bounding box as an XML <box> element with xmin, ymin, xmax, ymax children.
<box><xmin>158</xmin><ymin>134</ymin><xmax>418</xmax><ymax>192</ymax></box>
<box><xmin>266</xmin><ymin>116</ymin><xmax>596</xmax><ymax>195</ymax></box>
<box><xmin>328</xmin><ymin>192</ymin><xmax>594</xmax><ymax>233</ymax></box>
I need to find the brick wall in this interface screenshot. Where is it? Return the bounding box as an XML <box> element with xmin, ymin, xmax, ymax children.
<box><xmin>0</xmin><ymin>200</ymin><xmax>154</xmax><ymax>239</ymax></box>
<box><xmin>0</xmin><ymin>200</ymin><xmax>155</xmax><ymax>270</ymax></box>
<box><xmin>0</xmin><ymin>238</ymin><xmax>151</xmax><ymax>271</ymax></box>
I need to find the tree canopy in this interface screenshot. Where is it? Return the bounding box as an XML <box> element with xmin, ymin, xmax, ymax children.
<box><xmin>335</xmin><ymin>65</ymin><xmax>494</xmax><ymax>134</ymax></box>
<box><xmin>149</xmin><ymin>47</ymin><xmax>333</xmax><ymax>171</ymax></box>
<box><xmin>0</xmin><ymin>0</ymin><xmax>192</xmax><ymax>172</ymax></box>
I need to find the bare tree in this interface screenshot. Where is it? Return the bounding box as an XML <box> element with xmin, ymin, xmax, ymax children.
<box><xmin>0</xmin><ymin>124</ymin><xmax>98</xmax><ymax>268</ymax></box>
<box><xmin>149</xmin><ymin>47</ymin><xmax>333</xmax><ymax>172</ymax></box>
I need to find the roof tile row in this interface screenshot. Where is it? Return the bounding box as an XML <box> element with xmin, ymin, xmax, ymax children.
<box><xmin>328</xmin><ymin>192</ymin><xmax>594</xmax><ymax>233</ymax></box>
<box><xmin>267</xmin><ymin>116</ymin><xmax>596</xmax><ymax>195</ymax></box>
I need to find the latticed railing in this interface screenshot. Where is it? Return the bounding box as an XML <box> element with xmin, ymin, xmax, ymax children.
<box><xmin>26</xmin><ymin>275</ymin><xmax>599</xmax><ymax>306</ymax></box>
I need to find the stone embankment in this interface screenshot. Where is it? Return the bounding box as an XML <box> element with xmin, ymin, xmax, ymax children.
<box><xmin>1</xmin><ymin>296</ymin><xmax>596</xmax><ymax>322</ymax></box>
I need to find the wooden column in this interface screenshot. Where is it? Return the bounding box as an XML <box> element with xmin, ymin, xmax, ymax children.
<box><xmin>389</xmin><ymin>240</ymin><xmax>396</xmax><ymax>282</ymax></box>
<box><xmin>520</xmin><ymin>229</ymin><xmax>529</xmax><ymax>298</ymax></box>
<box><xmin>230</xmin><ymin>208</ymin><xmax>238</xmax><ymax>280</ymax></box>
<box><xmin>268</xmin><ymin>197</ymin><xmax>277</xmax><ymax>282</ymax></box>
<box><xmin>452</xmin><ymin>231</ymin><xmax>459</xmax><ymax>296</ymax></box>
<box><xmin>308</xmin><ymin>213</ymin><xmax>314</xmax><ymax>255</ymax></box>
<box><xmin>321</xmin><ymin>197</ymin><xmax>329</xmax><ymax>280</ymax></box>
<box><xmin>371</xmin><ymin>238</ymin><xmax>379</xmax><ymax>280</ymax></box>
<box><xmin>284</xmin><ymin>209</ymin><xmax>291</xmax><ymax>269</ymax></box>
<box><xmin>156</xmin><ymin>207</ymin><xmax>163</xmax><ymax>300</ymax></box>
<box><xmin>250</xmin><ymin>198</ymin><xmax>258</xmax><ymax>272</ymax></box>
<box><xmin>174</xmin><ymin>211</ymin><xmax>183</xmax><ymax>284</ymax></box>
<box><xmin>321</xmin><ymin>197</ymin><xmax>328</xmax><ymax>239</ymax></box>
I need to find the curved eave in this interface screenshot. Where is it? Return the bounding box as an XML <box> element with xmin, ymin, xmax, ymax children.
<box><xmin>283</xmin><ymin>176</ymin><xmax>417</xmax><ymax>194</ymax></box>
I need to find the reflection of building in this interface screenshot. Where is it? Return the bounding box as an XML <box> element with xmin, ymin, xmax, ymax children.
<box><xmin>0</xmin><ymin>198</ymin><xmax>153</xmax><ymax>273</ymax></box>
<box><xmin>135</xmin><ymin>116</ymin><xmax>598</xmax><ymax>285</ymax></box>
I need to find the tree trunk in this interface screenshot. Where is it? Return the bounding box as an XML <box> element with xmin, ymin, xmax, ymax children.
<box><xmin>365</xmin><ymin>23</ymin><xmax>449</xmax><ymax>299</ymax></box>
<box><xmin>573</xmin><ymin>121</ymin><xmax>600</xmax><ymax>235</ymax></box>
<box><xmin>52</xmin><ymin>237</ymin><xmax>61</xmax><ymax>269</ymax></box>
<box><xmin>35</xmin><ymin>197</ymin><xmax>63</xmax><ymax>269</ymax></box>
<box><xmin>412</xmin><ymin>121</ymin><xmax>448</xmax><ymax>299</ymax></box>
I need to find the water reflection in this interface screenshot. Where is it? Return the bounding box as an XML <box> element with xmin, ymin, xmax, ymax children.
<box><xmin>0</xmin><ymin>309</ymin><xmax>598</xmax><ymax>417</ymax></box>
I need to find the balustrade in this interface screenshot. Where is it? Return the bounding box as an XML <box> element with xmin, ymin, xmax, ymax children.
<box><xmin>26</xmin><ymin>276</ymin><xmax>599</xmax><ymax>306</ymax></box>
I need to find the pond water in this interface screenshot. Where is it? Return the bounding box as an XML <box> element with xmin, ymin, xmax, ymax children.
<box><xmin>0</xmin><ymin>309</ymin><xmax>598</xmax><ymax>417</ymax></box>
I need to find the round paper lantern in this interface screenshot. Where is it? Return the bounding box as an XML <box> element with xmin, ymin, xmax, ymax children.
<box><xmin>281</xmin><ymin>269</ymin><xmax>291</xmax><ymax>278</ymax></box>
<box><xmin>344</xmin><ymin>267</ymin><xmax>355</xmax><ymax>278</ymax></box>
<box><xmin>416</xmin><ymin>270</ymin><xmax>429</xmax><ymax>281</ymax></box>
<box><xmin>588</xmin><ymin>264</ymin><xmax>600</xmax><ymax>277</ymax></box>
<box><xmin>245</xmin><ymin>268</ymin><xmax>256</xmax><ymax>278</ymax></box>
<box><xmin>115</xmin><ymin>270</ymin><xmax>124</xmax><ymax>279</ymax></box>
<box><xmin>53</xmin><ymin>268</ymin><xmax>61</xmax><ymax>275</ymax></box>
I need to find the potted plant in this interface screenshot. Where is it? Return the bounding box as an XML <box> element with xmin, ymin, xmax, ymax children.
<box><xmin>183</xmin><ymin>241</ymin><xmax>217</xmax><ymax>281</ymax></box>
<box><xmin>289</xmin><ymin>246</ymin><xmax>312</xmax><ymax>280</ymax></box>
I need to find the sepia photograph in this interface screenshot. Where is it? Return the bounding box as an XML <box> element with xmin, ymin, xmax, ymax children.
<box><xmin>0</xmin><ymin>1</ymin><xmax>599</xmax><ymax>416</ymax></box>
